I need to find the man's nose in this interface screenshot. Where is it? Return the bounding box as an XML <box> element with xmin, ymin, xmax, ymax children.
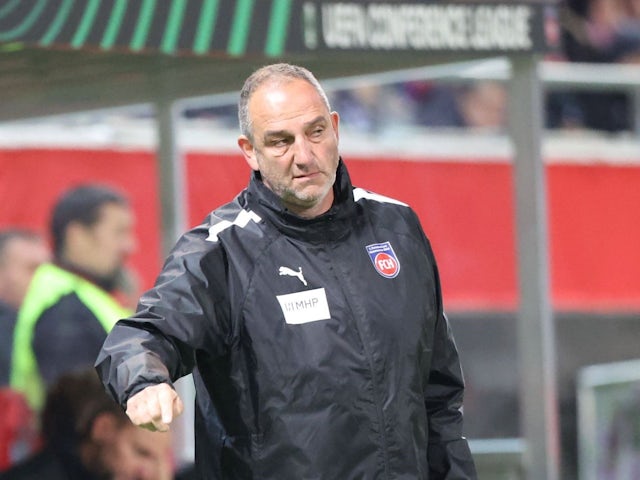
<box><xmin>292</xmin><ymin>137</ymin><xmax>314</xmax><ymax>165</ymax></box>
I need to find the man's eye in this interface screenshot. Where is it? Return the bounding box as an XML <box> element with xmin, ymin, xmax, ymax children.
<box><xmin>311</xmin><ymin>128</ymin><xmax>324</xmax><ymax>137</ymax></box>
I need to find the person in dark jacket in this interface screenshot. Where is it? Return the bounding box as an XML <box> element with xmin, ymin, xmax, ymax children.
<box><xmin>11</xmin><ymin>185</ymin><xmax>136</xmax><ymax>410</ymax></box>
<box><xmin>96</xmin><ymin>63</ymin><xmax>477</xmax><ymax>479</ymax></box>
<box><xmin>0</xmin><ymin>369</ymin><xmax>173</xmax><ymax>480</ymax></box>
<box><xmin>0</xmin><ymin>229</ymin><xmax>49</xmax><ymax>386</ymax></box>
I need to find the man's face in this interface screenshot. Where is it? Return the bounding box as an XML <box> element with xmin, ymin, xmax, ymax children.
<box><xmin>103</xmin><ymin>425</ymin><xmax>172</xmax><ymax>480</ymax></box>
<box><xmin>238</xmin><ymin>78</ymin><xmax>340</xmax><ymax>218</ymax></box>
<box><xmin>0</xmin><ymin>237</ymin><xmax>49</xmax><ymax>309</ymax></box>
<box><xmin>71</xmin><ymin>203</ymin><xmax>136</xmax><ymax>281</ymax></box>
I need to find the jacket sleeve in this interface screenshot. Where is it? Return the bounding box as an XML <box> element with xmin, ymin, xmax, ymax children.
<box><xmin>95</xmin><ymin>228</ymin><xmax>229</xmax><ymax>408</ymax></box>
<box><xmin>422</xmin><ymin>234</ymin><xmax>477</xmax><ymax>479</ymax></box>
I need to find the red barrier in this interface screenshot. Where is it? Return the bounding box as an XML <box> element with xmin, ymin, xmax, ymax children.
<box><xmin>2</xmin><ymin>148</ymin><xmax>639</xmax><ymax>311</ymax></box>
<box><xmin>187</xmin><ymin>153</ymin><xmax>640</xmax><ymax>311</ymax></box>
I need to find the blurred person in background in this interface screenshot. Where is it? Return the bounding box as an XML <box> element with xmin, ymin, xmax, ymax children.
<box><xmin>0</xmin><ymin>229</ymin><xmax>49</xmax><ymax>386</ymax></box>
<box><xmin>0</xmin><ymin>369</ymin><xmax>173</xmax><ymax>480</ymax></box>
<box><xmin>456</xmin><ymin>81</ymin><xmax>507</xmax><ymax>131</ymax></box>
<box><xmin>551</xmin><ymin>0</ymin><xmax>640</xmax><ymax>131</ymax></box>
<box><xmin>329</xmin><ymin>83</ymin><xmax>413</xmax><ymax>134</ymax></box>
<box><xmin>407</xmin><ymin>80</ymin><xmax>507</xmax><ymax>131</ymax></box>
<box><xmin>10</xmin><ymin>185</ymin><xmax>136</xmax><ymax>411</ymax></box>
<box><xmin>563</xmin><ymin>0</ymin><xmax>640</xmax><ymax>63</ymax></box>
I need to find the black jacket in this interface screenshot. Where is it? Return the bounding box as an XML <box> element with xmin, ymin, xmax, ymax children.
<box><xmin>97</xmin><ymin>160</ymin><xmax>477</xmax><ymax>479</ymax></box>
<box><xmin>0</xmin><ymin>301</ymin><xmax>16</xmax><ymax>386</ymax></box>
<box><xmin>34</xmin><ymin>290</ymin><xmax>109</xmax><ymax>387</ymax></box>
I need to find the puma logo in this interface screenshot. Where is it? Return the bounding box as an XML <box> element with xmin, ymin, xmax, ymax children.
<box><xmin>279</xmin><ymin>266</ymin><xmax>307</xmax><ymax>286</ymax></box>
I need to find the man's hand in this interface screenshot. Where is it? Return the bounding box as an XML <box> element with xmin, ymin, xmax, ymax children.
<box><xmin>126</xmin><ymin>383</ymin><xmax>184</xmax><ymax>432</ymax></box>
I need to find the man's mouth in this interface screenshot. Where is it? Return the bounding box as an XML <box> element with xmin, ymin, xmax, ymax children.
<box><xmin>294</xmin><ymin>172</ymin><xmax>320</xmax><ymax>180</ymax></box>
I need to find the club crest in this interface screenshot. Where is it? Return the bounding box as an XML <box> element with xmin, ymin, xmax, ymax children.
<box><xmin>366</xmin><ymin>241</ymin><xmax>400</xmax><ymax>278</ymax></box>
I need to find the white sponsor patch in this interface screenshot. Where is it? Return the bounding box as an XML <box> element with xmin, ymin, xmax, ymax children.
<box><xmin>276</xmin><ymin>288</ymin><xmax>331</xmax><ymax>324</ymax></box>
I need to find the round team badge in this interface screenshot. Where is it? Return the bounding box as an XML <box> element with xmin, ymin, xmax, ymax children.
<box><xmin>366</xmin><ymin>242</ymin><xmax>400</xmax><ymax>278</ymax></box>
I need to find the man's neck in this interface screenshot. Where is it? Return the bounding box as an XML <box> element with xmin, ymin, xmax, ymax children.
<box><xmin>54</xmin><ymin>259</ymin><xmax>117</xmax><ymax>292</ymax></box>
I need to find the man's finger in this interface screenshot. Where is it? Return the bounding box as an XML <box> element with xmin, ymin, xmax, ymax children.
<box><xmin>125</xmin><ymin>383</ymin><xmax>182</xmax><ymax>432</ymax></box>
<box><xmin>158</xmin><ymin>386</ymin><xmax>176</xmax><ymax>425</ymax></box>
<box><xmin>173</xmin><ymin>394</ymin><xmax>184</xmax><ymax>418</ymax></box>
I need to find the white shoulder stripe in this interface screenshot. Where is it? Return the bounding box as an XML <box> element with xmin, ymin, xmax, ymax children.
<box><xmin>353</xmin><ymin>187</ymin><xmax>408</xmax><ymax>207</ymax></box>
<box><xmin>206</xmin><ymin>209</ymin><xmax>262</xmax><ymax>242</ymax></box>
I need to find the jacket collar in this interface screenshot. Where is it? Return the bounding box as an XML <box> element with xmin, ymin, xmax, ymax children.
<box><xmin>53</xmin><ymin>260</ymin><xmax>117</xmax><ymax>293</ymax></box>
<box><xmin>245</xmin><ymin>159</ymin><xmax>358</xmax><ymax>243</ymax></box>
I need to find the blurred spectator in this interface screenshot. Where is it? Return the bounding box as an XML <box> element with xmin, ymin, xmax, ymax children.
<box><xmin>0</xmin><ymin>369</ymin><xmax>173</xmax><ymax>480</ymax></box>
<box><xmin>183</xmin><ymin>103</ymin><xmax>239</xmax><ymax>129</ymax></box>
<box><xmin>563</xmin><ymin>0</ymin><xmax>640</xmax><ymax>63</ymax></box>
<box><xmin>10</xmin><ymin>185</ymin><xmax>136</xmax><ymax>411</ymax></box>
<box><xmin>407</xmin><ymin>81</ymin><xmax>507</xmax><ymax>131</ymax></box>
<box><xmin>404</xmin><ymin>81</ymin><xmax>462</xmax><ymax>128</ymax></box>
<box><xmin>457</xmin><ymin>81</ymin><xmax>507</xmax><ymax>130</ymax></box>
<box><xmin>329</xmin><ymin>83</ymin><xmax>413</xmax><ymax>133</ymax></box>
<box><xmin>0</xmin><ymin>230</ymin><xmax>49</xmax><ymax>386</ymax></box>
<box><xmin>552</xmin><ymin>0</ymin><xmax>640</xmax><ymax>131</ymax></box>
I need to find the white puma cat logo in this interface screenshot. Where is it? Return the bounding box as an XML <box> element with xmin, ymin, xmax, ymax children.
<box><xmin>279</xmin><ymin>266</ymin><xmax>307</xmax><ymax>286</ymax></box>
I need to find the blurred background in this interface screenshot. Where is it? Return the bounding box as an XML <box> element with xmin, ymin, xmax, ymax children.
<box><xmin>1</xmin><ymin>1</ymin><xmax>640</xmax><ymax>479</ymax></box>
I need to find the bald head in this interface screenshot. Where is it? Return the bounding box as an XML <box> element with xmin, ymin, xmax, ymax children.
<box><xmin>238</xmin><ymin>63</ymin><xmax>331</xmax><ymax>141</ymax></box>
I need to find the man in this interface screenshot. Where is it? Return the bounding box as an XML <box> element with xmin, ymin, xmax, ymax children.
<box><xmin>0</xmin><ymin>369</ymin><xmax>173</xmax><ymax>480</ymax></box>
<box><xmin>97</xmin><ymin>64</ymin><xmax>477</xmax><ymax>479</ymax></box>
<box><xmin>0</xmin><ymin>229</ymin><xmax>49</xmax><ymax>386</ymax></box>
<box><xmin>11</xmin><ymin>185</ymin><xmax>136</xmax><ymax>410</ymax></box>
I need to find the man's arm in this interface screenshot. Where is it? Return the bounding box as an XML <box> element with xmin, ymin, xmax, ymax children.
<box><xmin>424</xmin><ymin>310</ymin><xmax>477</xmax><ymax>479</ymax></box>
<box><xmin>96</xmin><ymin>228</ymin><xmax>228</xmax><ymax>423</ymax></box>
<box><xmin>420</xmin><ymin>226</ymin><xmax>477</xmax><ymax>479</ymax></box>
<box><xmin>96</xmin><ymin>316</ymin><xmax>191</xmax><ymax>429</ymax></box>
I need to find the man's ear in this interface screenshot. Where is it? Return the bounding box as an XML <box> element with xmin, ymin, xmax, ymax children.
<box><xmin>90</xmin><ymin>412</ymin><xmax>119</xmax><ymax>443</ymax></box>
<box><xmin>331</xmin><ymin>111</ymin><xmax>340</xmax><ymax>143</ymax></box>
<box><xmin>238</xmin><ymin>136</ymin><xmax>259</xmax><ymax>171</ymax></box>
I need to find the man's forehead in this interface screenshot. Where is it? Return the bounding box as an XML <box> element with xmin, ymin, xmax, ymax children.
<box><xmin>250</xmin><ymin>80</ymin><xmax>328</xmax><ymax>129</ymax></box>
<box><xmin>251</xmin><ymin>78</ymin><xmax>322</xmax><ymax>108</ymax></box>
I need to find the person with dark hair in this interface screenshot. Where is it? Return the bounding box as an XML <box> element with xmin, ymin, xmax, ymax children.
<box><xmin>97</xmin><ymin>64</ymin><xmax>476</xmax><ymax>479</ymax></box>
<box><xmin>10</xmin><ymin>185</ymin><xmax>136</xmax><ymax>411</ymax></box>
<box><xmin>0</xmin><ymin>369</ymin><xmax>173</xmax><ymax>480</ymax></box>
<box><xmin>0</xmin><ymin>229</ymin><xmax>49</xmax><ymax>386</ymax></box>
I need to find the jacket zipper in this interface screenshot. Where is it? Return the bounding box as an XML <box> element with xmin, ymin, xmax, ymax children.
<box><xmin>326</xmin><ymin>242</ymin><xmax>392</xmax><ymax>479</ymax></box>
